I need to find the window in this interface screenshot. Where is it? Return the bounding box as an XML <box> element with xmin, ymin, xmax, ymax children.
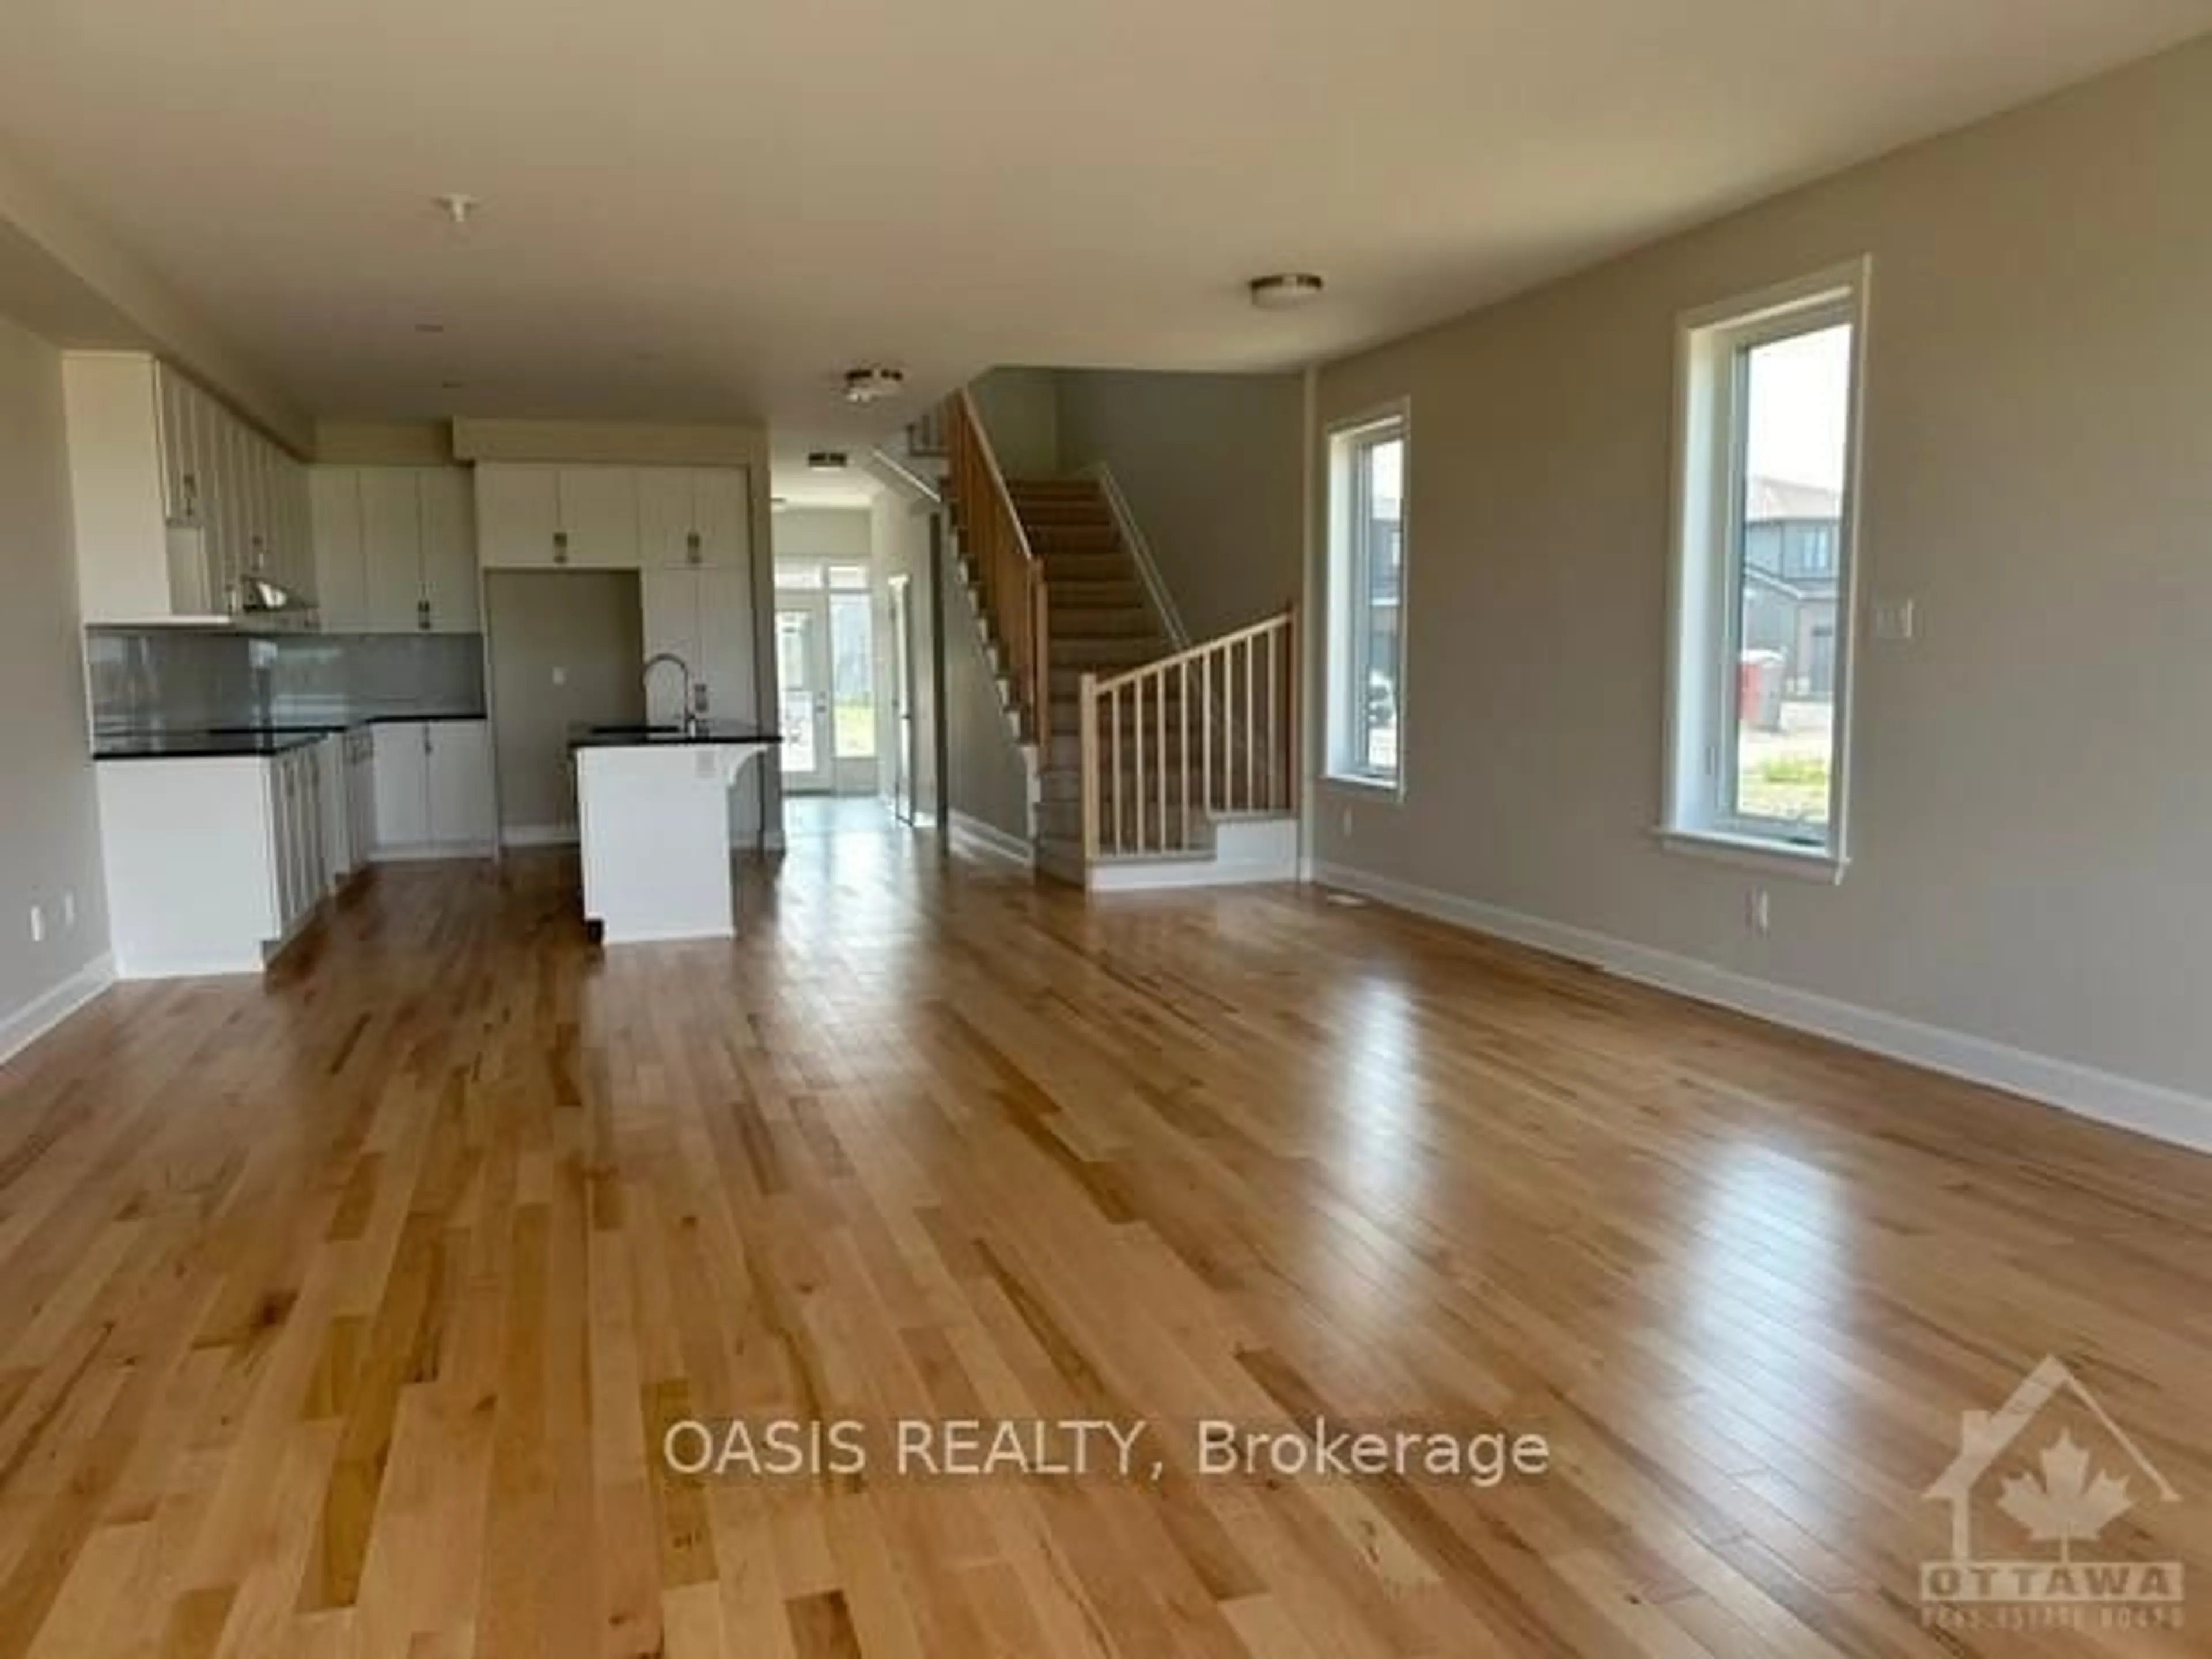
<box><xmin>1325</xmin><ymin>408</ymin><xmax>1408</xmax><ymax>787</ymax></box>
<box><xmin>1664</xmin><ymin>262</ymin><xmax>1867</xmax><ymax>877</ymax></box>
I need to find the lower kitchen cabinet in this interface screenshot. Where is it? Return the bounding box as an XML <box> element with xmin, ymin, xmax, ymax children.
<box><xmin>370</xmin><ymin>719</ymin><xmax>495</xmax><ymax>856</ymax></box>
<box><xmin>320</xmin><ymin>728</ymin><xmax>376</xmax><ymax>887</ymax></box>
<box><xmin>95</xmin><ymin>745</ymin><xmax>332</xmax><ymax>978</ymax></box>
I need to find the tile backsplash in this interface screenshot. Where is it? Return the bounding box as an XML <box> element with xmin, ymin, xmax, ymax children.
<box><xmin>88</xmin><ymin>629</ymin><xmax>487</xmax><ymax>734</ymax></box>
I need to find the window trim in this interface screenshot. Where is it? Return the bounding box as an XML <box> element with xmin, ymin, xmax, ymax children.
<box><xmin>1323</xmin><ymin>400</ymin><xmax>1412</xmax><ymax>797</ymax></box>
<box><xmin>1661</xmin><ymin>259</ymin><xmax>1870</xmax><ymax>881</ymax></box>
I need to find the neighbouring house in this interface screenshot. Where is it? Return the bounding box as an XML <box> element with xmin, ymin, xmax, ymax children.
<box><xmin>1740</xmin><ymin>475</ymin><xmax>1843</xmax><ymax>700</ymax></box>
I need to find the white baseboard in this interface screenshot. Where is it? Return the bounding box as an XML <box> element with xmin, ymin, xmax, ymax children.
<box><xmin>369</xmin><ymin>841</ymin><xmax>498</xmax><ymax>863</ymax></box>
<box><xmin>501</xmin><ymin>823</ymin><xmax>578</xmax><ymax>849</ymax></box>
<box><xmin>113</xmin><ymin>952</ymin><xmax>266</xmax><ymax>980</ymax></box>
<box><xmin>1312</xmin><ymin>861</ymin><xmax>2212</xmax><ymax>1157</ymax></box>
<box><xmin>0</xmin><ymin>953</ymin><xmax>117</xmax><ymax>1068</ymax></box>
<box><xmin>1090</xmin><ymin>855</ymin><xmax>1238</xmax><ymax>892</ymax></box>
<box><xmin>949</xmin><ymin>811</ymin><xmax>1035</xmax><ymax>868</ymax></box>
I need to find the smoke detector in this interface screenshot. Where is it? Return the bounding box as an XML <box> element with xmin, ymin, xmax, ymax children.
<box><xmin>842</xmin><ymin>365</ymin><xmax>906</xmax><ymax>405</ymax></box>
<box><xmin>1249</xmin><ymin>272</ymin><xmax>1325</xmax><ymax>310</ymax></box>
<box><xmin>432</xmin><ymin>192</ymin><xmax>482</xmax><ymax>228</ymax></box>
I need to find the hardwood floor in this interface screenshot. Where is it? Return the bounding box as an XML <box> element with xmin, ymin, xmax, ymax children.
<box><xmin>1</xmin><ymin>819</ymin><xmax>2207</xmax><ymax>1657</ymax></box>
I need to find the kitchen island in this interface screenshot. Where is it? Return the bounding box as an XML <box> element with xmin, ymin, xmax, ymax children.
<box><xmin>570</xmin><ymin>724</ymin><xmax>782</xmax><ymax>944</ymax></box>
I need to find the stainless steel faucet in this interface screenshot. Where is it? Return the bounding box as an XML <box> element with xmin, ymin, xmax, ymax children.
<box><xmin>642</xmin><ymin>652</ymin><xmax>700</xmax><ymax>735</ymax></box>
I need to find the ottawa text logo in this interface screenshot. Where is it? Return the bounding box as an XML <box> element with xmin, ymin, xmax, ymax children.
<box><xmin>1922</xmin><ymin>1355</ymin><xmax>2184</xmax><ymax>1630</ymax></box>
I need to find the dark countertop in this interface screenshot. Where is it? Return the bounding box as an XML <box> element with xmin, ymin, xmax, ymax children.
<box><xmin>90</xmin><ymin>713</ymin><xmax>489</xmax><ymax>762</ymax></box>
<box><xmin>93</xmin><ymin>728</ymin><xmax>335</xmax><ymax>762</ymax></box>
<box><xmin>567</xmin><ymin>722</ymin><xmax>785</xmax><ymax>751</ymax></box>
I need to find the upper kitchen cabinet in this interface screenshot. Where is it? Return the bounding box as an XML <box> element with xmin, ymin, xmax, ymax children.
<box><xmin>474</xmin><ymin>464</ymin><xmax>559</xmax><ymax>567</ymax></box>
<box><xmin>310</xmin><ymin>464</ymin><xmax>481</xmax><ymax>634</ymax></box>
<box><xmin>638</xmin><ymin>467</ymin><xmax>751</xmax><ymax>569</ymax></box>
<box><xmin>309</xmin><ymin>468</ymin><xmax>367</xmax><ymax>627</ymax></box>
<box><xmin>419</xmin><ymin>467</ymin><xmax>479</xmax><ymax>632</ymax></box>
<box><xmin>65</xmin><ymin>352</ymin><xmax>314</xmax><ymax>626</ymax></box>
<box><xmin>476</xmin><ymin>463</ymin><xmax>643</xmax><ymax>569</ymax></box>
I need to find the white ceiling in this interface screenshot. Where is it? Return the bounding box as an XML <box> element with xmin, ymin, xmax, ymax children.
<box><xmin>0</xmin><ymin>0</ymin><xmax>2205</xmax><ymax>451</ymax></box>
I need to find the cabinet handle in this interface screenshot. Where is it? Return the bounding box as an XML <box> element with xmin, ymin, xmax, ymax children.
<box><xmin>418</xmin><ymin>598</ymin><xmax>431</xmax><ymax>632</ymax></box>
<box><xmin>553</xmin><ymin>531</ymin><xmax>570</xmax><ymax>566</ymax></box>
<box><xmin>422</xmin><ymin>726</ymin><xmax>433</xmax><ymax>756</ymax></box>
<box><xmin>687</xmin><ymin>531</ymin><xmax>703</xmax><ymax>566</ymax></box>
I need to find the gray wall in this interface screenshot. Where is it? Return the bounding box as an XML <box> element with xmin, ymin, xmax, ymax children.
<box><xmin>1312</xmin><ymin>37</ymin><xmax>2212</xmax><ymax>1103</ymax></box>
<box><xmin>967</xmin><ymin>368</ymin><xmax>1062</xmax><ymax>478</ymax></box>
<box><xmin>485</xmin><ymin>571</ymin><xmax>643</xmax><ymax>836</ymax></box>
<box><xmin>1055</xmin><ymin>369</ymin><xmax>1305</xmax><ymax>641</ymax></box>
<box><xmin>0</xmin><ymin>309</ymin><xmax>109</xmax><ymax>1034</ymax></box>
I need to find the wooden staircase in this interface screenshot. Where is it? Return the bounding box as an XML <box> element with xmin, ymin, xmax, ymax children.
<box><xmin>941</xmin><ymin>393</ymin><xmax>1299</xmax><ymax>890</ymax></box>
<box><xmin>1009</xmin><ymin>479</ymin><xmax>1180</xmax><ymax>876</ymax></box>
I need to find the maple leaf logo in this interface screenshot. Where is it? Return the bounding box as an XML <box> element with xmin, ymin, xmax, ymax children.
<box><xmin>1998</xmin><ymin>1431</ymin><xmax>2135</xmax><ymax>1563</ymax></box>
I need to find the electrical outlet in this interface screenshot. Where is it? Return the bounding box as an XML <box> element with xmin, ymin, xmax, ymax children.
<box><xmin>1748</xmin><ymin>887</ymin><xmax>1771</xmax><ymax>937</ymax></box>
<box><xmin>28</xmin><ymin>903</ymin><xmax>44</xmax><ymax>945</ymax></box>
<box><xmin>1873</xmin><ymin>597</ymin><xmax>1918</xmax><ymax>642</ymax></box>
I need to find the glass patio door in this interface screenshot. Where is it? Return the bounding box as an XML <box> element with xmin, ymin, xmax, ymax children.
<box><xmin>775</xmin><ymin>596</ymin><xmax>834</xmax><ymax>793</ymax></box>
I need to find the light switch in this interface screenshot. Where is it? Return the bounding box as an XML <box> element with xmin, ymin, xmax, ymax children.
<box><xmin>1872</xmin><ymin>597</ymin><xmax>1917</xmax><ymax>642</ymax></box>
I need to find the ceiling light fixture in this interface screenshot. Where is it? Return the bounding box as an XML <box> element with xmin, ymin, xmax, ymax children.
<box><xmin>842</xmin><ymin>365</ymin><xmax>906</xmax><ymax>406</ymax></box>
<box><xmin>807</xmin><ymin>450</ymin><xmax>850</xmax><ymax>472</ymax></box>
<box><xmin>433</xmin><ymin>192</ymin><xmax>481</xmax><ymax>227</ymax></box>
<box><xmin>1248</xmin><ymin>272</ymin><xmax>1326</xmax><ymax>310</ymax></box>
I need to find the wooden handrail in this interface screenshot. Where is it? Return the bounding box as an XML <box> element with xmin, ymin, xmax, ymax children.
<box><xmin>1080</xmin><ymin>603</ymin><xmax>1299</xmax><ymax>863</ymax></box>
<box><xmin>942</xmin><ymin>391</ymin><xmax>1048</xmax><ymax>740</ymax></box>
<box><xmin>1089</xmin><ymin>608</ymin><xmax>1295</xmax><ymax>696</ymax></box>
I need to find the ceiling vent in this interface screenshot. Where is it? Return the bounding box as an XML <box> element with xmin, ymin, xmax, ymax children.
<box><xmin>807</xmin><ymin>450</ymin><xmax>850</xmax><ymax>472</ymax></box>
<box><xmin>843</xmin><ymin>365</ymin><xmax>906</xmax><ymax>405</ymax></box>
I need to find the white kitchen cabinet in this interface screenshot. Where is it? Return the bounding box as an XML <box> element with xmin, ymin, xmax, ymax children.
<box><xmin>474</xmin><ymin>464</ymin><xmax>560</xmax><ymax>566</ymax></box>
<box><xmin>65</xmin><ymin>351</ymin><xmax>312</xmax><ymax>626</ymax></box>
<box><xmin>268</xmin><ymin>745</ymin><xmax>327</xmax><ymax>929</ymax></box>
<box><xmin>639</xmin><ymin>567</ymin><xmax>756</xmax><ymax>727</ymax></box>
<box><xmin>476</xmin><ymin>463</ymin><xmax>645</xmax><ymax>569</ymax></box>
<box><xmin>419</xmin><ymin>467</ymin><xmax>481</xmax><ymax>632</ymax></box>
<box><xmin>555</xmin><ymin>467</ymin><xmax>639</xmax><ymax>567</ymax></box>
<box><xmin>317</xmin><ymin>730</ymin><xmax>375</xmax><ymax>889</ymax></box>
<box><xmin>640</xmin><ymin>570</ymin><xmax>701</xmax><ymax>727</ymax></box>
<box><xmin>693</xmin><ymin>468</ymin><xmax>749</xmax><ymax>568</ymax></box>
<box><xmin>370</xmin><ymin>719</ymin><xmax>495</xmax><ymax>855</ymax></box>
<box><xmin>638</xmin><ymin>467</ymin><xmax>750</xmax><ymax>569</ymax></box>
<box><xmin>636</xmin><ymin>468</ymin><xmax>693</xmax><ymax>570</ymax></box>
<box><xmin>696</xmin><ymin>568</ymin><xmax>755</xmax><ymax>723</ymax></box>
<box><xmin>372</xmin><ymin>722</ymin><xmax>434</xmax><ymax>852</ymax></box>
<box><xmin>346</xmin><ymin>728</ymin><xmax>377</xmax><ymax>876</ymax></box>
<box><xmin>361</xmin><ymin>468</ymin><xmax>426</xmax><ymax>631</ymax></box>
<box><xmin>95</xmin><ymin>746</ymin><xmax>330</xmax><ymax>978</ymax></box>
<box><xmin>310</xmin><ymin>464</ymin><xmax>480</xmax><ymax>634</ymax></box>
<box><xmin>427</xmin><ymin>721</ymin><xmax>497</xmax><ymax>844</ymax></box>
<box><xmin>310</xmin><ymin>469</ymin><xmax>368</xmax><ymax>630</ymax></box>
